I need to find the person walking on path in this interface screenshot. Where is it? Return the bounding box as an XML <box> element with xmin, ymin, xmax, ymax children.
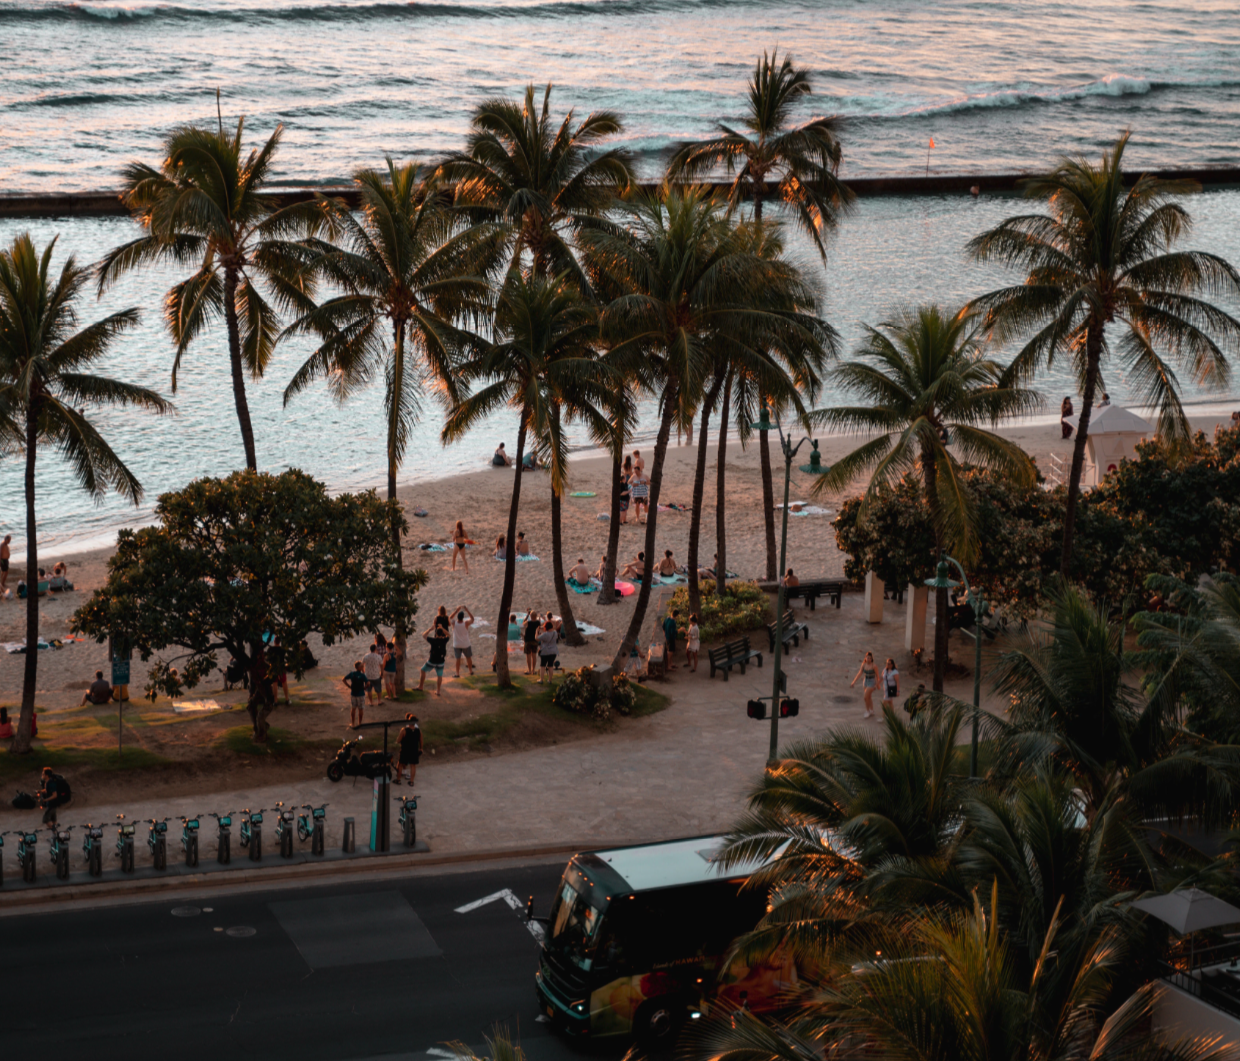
<box><xmin>880</xmin><ymin>657</ymin><xmax>899</xmax><ymax>714</ymax></box>
<box><xmin>536</xmin><ymin>619</ymin><xmax>559</xmax><ymax>684</ymax></box>
<box><xmin>851</xmin><ymin>651</ymin><xmax>879</xmax><ymax>719</ymax></box>
<box><xmin>395</xmin><ymin>714</ymin><xmax>422</xmax><ymax>786</ymax></box>
<box><xmin>382</xmin><ymin>637</ymin><xmax>400</xmax><ymax>699</ymax></box>
<box><xmin>343</xmin><ymin>661</ymin><xmax>368</xmax><ymax>728</ymax></box>
<box><xmin>0</xmin><ymin>534</ymin><xmax>10</xmax><ymax>594</ymax></box>
<box><xmin>522</xmin><ymin>610</ymin><xmax>541</xmax><ymax>676</ymax></box>
<box><xmin>662</xmin><ymin>609</ymin><xmax>680</xmax><ymax>670</ymax></box>
<box><xmin>417</xmin><ymin>621</ymin><xmax>450</xmax><ymax>696</ymax></box>
<box><xmin>685</xmin><ymin>613</ymin><xmax>701</xmax><ymax>672</ymax></box>
<box><xmin>362</xmin><ymin>643</ymin><xmax>384</xmax><ymax>705</ymax></box>
<box><xmin>452</xmin><ymin>605</ymin><xmax>476</xmax><ymax>677</ymax></box>
<box><xmin>451</xmin><ymin>520</ymin><xmax>470</xmax><ymax>573</ymax></box>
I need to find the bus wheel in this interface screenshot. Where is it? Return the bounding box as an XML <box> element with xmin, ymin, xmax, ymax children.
<box><xmin>634</xmin><ymin>999</ymin><xmax>682</xmax><ymax>1046</ymax></box>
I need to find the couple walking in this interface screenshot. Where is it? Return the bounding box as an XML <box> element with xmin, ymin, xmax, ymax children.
<box><xmin>618</xmin><ymin>450</ymin><xmax>650</xmax><ymax>525</ymax></box>
<box><xmin>851</xmin><ymin>651</ymin><xmax>899</xmax><ymax>719</ymax></box>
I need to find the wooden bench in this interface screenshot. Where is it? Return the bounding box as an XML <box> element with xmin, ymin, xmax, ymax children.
<box><xmin>766</xmin><ymin>609</ymin><xmax>809</xmax><ymax>653</ymax></box>
<box><xmin>784</xmin><ymin>578</ymin><xmax>848</xmax><ymax>610</ymax></box>
<box><xmin>708</xmin><ymin>636</ymin><xmax>763</xmax><ymax>680</ymax></box>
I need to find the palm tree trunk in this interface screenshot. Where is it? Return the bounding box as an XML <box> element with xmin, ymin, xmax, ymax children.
<box><xmin>223</xmin><ymin>265</ymin><xmax>258</xmax><ymax>471</ymax></box>
<box><xmin>923</xmin><ymin>449</ymin><xmax>948</xmax><ymax>693</ymax></box>
<box><xmin>14</xmin><ymin>405</ymin><xmax>39</xmax><ymax>755</ymax></box>
<box><xmin>495</xmin><ymin>421</ymin><xmax>528</xmax><ymax>687</ymax></box>
<box><xmin>1061</xmin><ymin>323</ymin><xmax>1103</xmax><ymax>576</ymax></box>
<box><xmin>759</xmin><ymin>404</ymin><xmax>778</xmax><ymax>581</ymax></box>
<box><xmin>389</xmin><ymin>323</ymin><xmax>408</xmax><ymax>694</ymax></box>
<box><xmin>715</xmin><ymin>371</ymin><xmax>733</xmax><ymax>596</ymax></box>
<box><xmin>612</xmin><ymin>393</ymin><xmax>677</xmax><ymax>671</ymax></box>
<box><xmin>550</xmin><ymin>486</ymin><xmax>585</xmax><ymax>645</ymax></box>
<box><xmin>687</xmin><ymin>374</ymin><xmax>724</xmax><ymax>616</ymax></box>
<box><xmin>597</xmin><ymin>457</ymin><xmax>622</xmax><ymax>606</ymax></box>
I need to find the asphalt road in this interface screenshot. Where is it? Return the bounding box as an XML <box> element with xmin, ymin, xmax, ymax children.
<box><xmin>4</xmin><ymin>860</ymin><xmax>629</xmax><ymax>1061</ymax></box>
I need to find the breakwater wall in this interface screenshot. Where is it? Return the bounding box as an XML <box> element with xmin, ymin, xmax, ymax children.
<box><xmin>3</xmin><ymin>168</ymin><xmax>1239</xmax><ymax>219</ymax></box>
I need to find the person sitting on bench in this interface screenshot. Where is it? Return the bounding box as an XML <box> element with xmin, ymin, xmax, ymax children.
<box><xmin>81</xmin><ymin>669</ymin><xmax>113</xmax><ymax>706</ymax></box>
<box><xmin>782</xmin><ymin>568</ymin><xmax>799</xmax><ymax>588</ymax></box>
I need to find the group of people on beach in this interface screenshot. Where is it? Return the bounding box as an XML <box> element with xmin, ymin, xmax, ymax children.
<box><xmin>342</xmin><ymin>634</ymin><xmax>403</xmax><ymax>725</ymax></box>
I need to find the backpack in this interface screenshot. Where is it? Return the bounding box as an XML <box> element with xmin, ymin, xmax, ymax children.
<box><xmin>11</xmin><ymin>791</ymin><xmax>35</xmax><ymax>810</ymax></box>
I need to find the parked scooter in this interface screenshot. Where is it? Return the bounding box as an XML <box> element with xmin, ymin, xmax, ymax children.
<box><xmin>395</xmin><ymin>795</ymin><xmax>418</xmax><ymax>848</ymax></box>
<box><xmin>147</xmin><ymin>818</ymin><xmax>170</xmax><ymax>870</ymax></box>
<box><xmin>115</xmin><ymin>814</ymin><xmax>136</xmax><ymax>873</ymax></box>
<box><xmin>297</xmin><ymin>803</ymin><xmax>327</xmax><ymax>856</ymax></box>
<box><xmin>211</xmin><ymin>811</ymin><xmax>234</xmax><ymax>865</ymax></box>
<box><xmin>180</xmin><ymin>815</ymin><xmax>203</xmax><ymax>868</ymax></box>
<box><xmin>273</xmin><ymin>802</ymin><xmax>296</xmax><ymax>859</ymax></box>
<box><xmin>326</xmin><ymin>736</ymin><xmax>391</xmax><ymax>784</ymax></box>
<box><xmin>12</xmin><ymin>829</ymin><xmax>37</xmax><ymax>882</ymax></box>
<box><xmin>48</xmin><ymin>824</ymin><xmax>74</xmax><ymax>880</ymax></box>
<box><xmin>239</xmin><ymin>808</ymin><xmax>264</xmax><ymax>862</ymax></box>
<box><xmin>81</xmin><ymin>822</ymin><xmax>105</xmax><ymax>877</ymax></box>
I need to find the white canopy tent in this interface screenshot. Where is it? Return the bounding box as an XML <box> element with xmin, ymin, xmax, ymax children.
<box><xmin>1065</xmin><ymin>404</ymin><xmax>1153</xmax><ymax>487</ymax></box>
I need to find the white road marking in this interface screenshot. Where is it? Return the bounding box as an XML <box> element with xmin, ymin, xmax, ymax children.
<box><xmin>455</xmin><ymin>888</ymin><xmax>545</xmax><ymax>941</ymax></box>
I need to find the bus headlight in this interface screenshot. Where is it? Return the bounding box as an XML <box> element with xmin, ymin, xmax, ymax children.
<box><xmin>571</xmin><ymin>1000</ymin><xmax>587</xmax><ymax>1014</ymax></box>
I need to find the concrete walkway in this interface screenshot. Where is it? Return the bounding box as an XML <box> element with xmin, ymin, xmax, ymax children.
<box><xmin>0</xmin><ymin>591</ymin><xmax>1004</xmax><ymax>882</ymax></box>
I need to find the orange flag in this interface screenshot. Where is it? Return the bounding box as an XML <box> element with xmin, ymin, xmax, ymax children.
<box><xmin>929</xmin><ymin>137</ymin><xmax>935</xmax><ymax>149</ymax></box>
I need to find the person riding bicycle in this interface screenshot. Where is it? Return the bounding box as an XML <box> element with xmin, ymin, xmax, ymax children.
<box><xmin>37</xmin><ymin>766</ymin><xmax>72</xmax><ymax>825</ymax></box>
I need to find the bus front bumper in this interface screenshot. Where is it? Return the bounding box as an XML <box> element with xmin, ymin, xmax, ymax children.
<box><xmin>535</xmin><ymin>968</ymin><xmax>591</xmax><ymax>1035</ymax></box>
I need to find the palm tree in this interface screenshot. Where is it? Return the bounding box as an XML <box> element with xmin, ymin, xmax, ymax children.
<box><xmin>98</xmin><ymin>116</ymin><xmax>316</xmax><ymax>470</ymax></box>
<box><xmin>436</xmin><ymin>82</ymin><xmax>633</xmax><ymax>635</ymax></box>
<box><xmin>282</xmin><ymin>160</ymin><xmax>497</xmax><ymax>691</ymax></box>
<box><xmin>669</xmin><ymin>50</ymin><xmax>853</xmax><ymax>580</ymax></box>
<box><xmin>443</xmin><ymin>272</ymin><xmax>609</xmax><ymax>686</ymax></box>
<box><xmin>969</xmin><ymin>133</ymin><xmax>1240</xmax><ymax>575</ymax></box>
<box><xmin>582</xmin><ymin>188</ymin><xmax>834</xmax><ymax>671</ymax></box>
<box><xmin>812</xmin><ymin>304</ymin><xmax>1040</xmax><ymax>692</ymax></box>
<box><xmin>0</xmin><ymin>234</ymin><xmax>171</xmax><ymax>754</ymax></box>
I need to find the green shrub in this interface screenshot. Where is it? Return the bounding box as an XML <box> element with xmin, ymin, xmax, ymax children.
<box><xmin>551</xmin><ymin>666</ymin><xmax>636</xmax><ymax>722</ymax></box>
<box><xmin>666</xmin><ymin>580</ymin><xmax>770</xmax><ymax>644</ymax></box>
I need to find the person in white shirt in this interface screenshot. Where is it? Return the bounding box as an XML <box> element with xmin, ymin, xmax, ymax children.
<box><xmin>880</xmin><ymin>657</ymin><xmax>900</xmax><ymax>714</ymax></box>
<box><xmin>452</xmin><ymin>605</ymin><xmax>475</xmax><ymax>677</ymax></box>
<box><xmin>361</xmin><ymin>644</ymin><xmax>384</xmax><ymax>705</ymax></box>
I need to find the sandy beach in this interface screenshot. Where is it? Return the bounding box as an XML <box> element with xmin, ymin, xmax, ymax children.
<box><xmin>0</xmin><ymin>413</ymin><xmax>1231</xmax><ymax>708</ymax></box>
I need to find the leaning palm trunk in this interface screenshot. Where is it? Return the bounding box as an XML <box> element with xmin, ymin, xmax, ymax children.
<box><xmin>759</xmin><ymin>414</ymin><xmax>778</xmax><ymax>581</ymax></box>
<box><xmin>388</xmin><ymin>324</ymin><xmax>409</xmax><ymax>693</ymax></box>
<box><xmin>597</xmin><ymin>459</ymin><xmax>623</xmax><ymax>606</ymax></box>
<box><xmin>687</xmin><ymin>375</ymin><xmax>724</xmax><ymax>616</ymax></box>
<box><xmin>15</xmin><ymin>404</ymin><xmax>40</xmax><ymax>754</ymax></box>
<box><xmin>1061</xmin><ymin>323</ymin><xmax>1104</xmax><ymax>575</ymax></box>
<box><xmin>495</xmin><ymin>423</ymin><xmax>528</xmax><ymax>687</ymax></box>
<box><xmin>612</xmin><ymin>396</ymin><xmax>676</xmax><ymax>670</ymax></box>
<box><xmin>222</xmin><ymin>265</ymin><xmax>259</xmax><ymax>471</ymax></box>
<box><xmin>924</xmin><ymin>448</ymin><xmax>948</xmax><ymax>692</ymax></box>
<box><xmin>549</xmin><ymin>487</ymin><xmax>585</xmax><ymax>645</ymax></box>
<box><xmin>715</xmin><ymin>372</ymin><xmax>733</xmax><ymax>595</ymax></box>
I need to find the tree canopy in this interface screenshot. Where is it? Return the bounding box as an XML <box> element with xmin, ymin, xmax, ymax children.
<box><xmin>72</xmin><ymin>469</ymin><xmax>424</xmax><ymax>740</ymax></box>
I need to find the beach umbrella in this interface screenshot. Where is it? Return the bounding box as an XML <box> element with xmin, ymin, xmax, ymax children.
<box><xmin>1131</xmin><ymin>888</ymin><xmax>1240</xmax><ymax>967</ymax></box>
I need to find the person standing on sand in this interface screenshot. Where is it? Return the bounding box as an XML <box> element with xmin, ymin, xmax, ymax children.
<box><xmin>451</xmin><ymin>520</ymin><xmax>469</xmax><ymax>573</ymax></box>
<box><xmin>685</xmin><ymin>614</ymin><xmax>701</xmax><ymax>672</ymax></box>
<box><xmin>1061</xmin><ymin>396</ymin><xmax>1075</xmax><ymax>439</ymax></box>
<box><xmin>880</xmin><ymin>657</ymin><xmax>899</xmax><ymax>714</ymax></box>
<box><xmin>851</xmin><ymin>651</ymin><xmax>879</xmax><ymax>719</ymax></box>
<box><xmin>382</xmin><ymin>637</ymin><xmax>400</xmax><ymax>699</ymax></box>
<box><xmin>343</xmin><ymin>661</ymin><xmax>367</xmax><ymax>727</ymax></box>
<box><xmin>619</xmin><ymin>455</ymin><xmax>633</xmax><ymax>524</ymax></box>
<box><xmin>630</xmin><ymin>468</ymin><xmax>650</xmax><ymax>523</ymax></box>
<box><xmin>0</xmin><ymin>534</ymin><xmax>10</xmax><ymax>593</ymax></box>
<box><xmin>417</xmin><ymin>621</ymin><xmax>450</xmax><ymax>696</ymax></box>
<box><xmin>537</xmin><ymin>619</ymin><xmax>559</xmax><ymax>684</ymax></box>
<box><xmin>632</xmin><ymin>450</ymin><xmax>644</xmax><ymax>476</ymax></box>
<box><xmin>522</xmin><ymin>610</ymin><xmax>541</xmax><ymax>675</ymax></box>
<box><xmin>362</xmin><ymin>643</ymin><xmax>384</xmax><ymax>705</ymax></box>
<box><xmin>452</xmin><ymin>605</ymin><xmax>475</xmax><ymax>677</ymax></box>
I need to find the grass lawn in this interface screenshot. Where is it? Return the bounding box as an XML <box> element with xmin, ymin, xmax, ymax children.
<box><xmin>0</xmin><ymin>744</ymin><xmax>169</xmax><ymax>782</ymax></box>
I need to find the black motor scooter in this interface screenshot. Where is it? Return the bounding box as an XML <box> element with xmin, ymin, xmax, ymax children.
<box><xmin>326</xmin><ymin>736</ymin><xmax>391</xmax><ymax>784</ymax></box>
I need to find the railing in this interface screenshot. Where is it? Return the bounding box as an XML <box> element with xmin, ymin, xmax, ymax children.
<box><xmin>1158</xmin><ymin>959</ymin><xmax>1240</xmax><ymax>1022</ymax></box>
<box><xmin>1045</xmin><ymin>453</ymin><xmax>1067</xmax><ymax>489</ymax></box>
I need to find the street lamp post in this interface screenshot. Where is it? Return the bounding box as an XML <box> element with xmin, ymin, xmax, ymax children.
<box><xmin>924</xmin><ymin>555</ymin><xmax>986</xmax><ymax>777</ymax></box>
<box><xmin>751</xmin><ymin>406</ymin><xmax>823</xmax><ymax>766</ymax></box>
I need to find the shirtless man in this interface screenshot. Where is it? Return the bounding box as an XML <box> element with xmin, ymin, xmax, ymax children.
<box><xmin>570</xmin><ymin>557</ymin><xmax>593</xmax><ymax>584</ymax></box>
<box><xmin>657</xmin><ymin>549</ymin><xmax>677</xmax><ymax>577</ymax></box>
<box><xmin>0</xmin><ymin>535</ymin><xmax>9</xmax><ymax>592</ymax></box>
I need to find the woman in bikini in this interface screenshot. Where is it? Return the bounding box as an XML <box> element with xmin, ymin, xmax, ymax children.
<box><xmin>851</xmin><ymin>651</ymin><xmax>879</xmax><ymax>719</ymax></box>
<box><xmin>452</xmin><ymin>520</ymin><xmax>469</xmax><ymax>573</ymax></box>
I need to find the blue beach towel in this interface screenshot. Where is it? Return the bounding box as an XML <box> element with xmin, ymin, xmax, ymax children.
<box><xmin>565</xmin><ymin>577</ymin><xmax>600</xmax><ymax>594</ymax></box>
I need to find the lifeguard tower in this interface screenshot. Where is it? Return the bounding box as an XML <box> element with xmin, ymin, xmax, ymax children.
<box><xmin>1065</xmin><ymin>404</ymin><xmax>1153</xmax><ymax>487</ymax></box>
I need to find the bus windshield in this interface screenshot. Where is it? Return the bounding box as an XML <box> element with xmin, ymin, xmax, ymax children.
<box><xmin>548</xmin><ymin>875</ymin><xmax>607</xmax><ymax>970</ymax></box>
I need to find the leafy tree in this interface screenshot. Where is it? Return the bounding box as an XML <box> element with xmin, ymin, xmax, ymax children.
<box><xmin>72</xmin><ymin>469</ymin><xmax>423</xmax><ymax>741</ymax></box>
<box><xmin>669</xmin><ymin>50</ymin><xmax>852</xmax><ymax>579</ymax></box>
<box><xmin>812</xmin><ymin>304</ymin><xmax>1039</xmax><ymax>691</ymax></box>
<box><xmin>582</xmin><ymin>187</ymin><xmax>834</xmax><ymax>671</ymax></box>
<box><xmin>0</xmin><ymin>233</ymin><xmax>171</xmax><ymax>755</ymax></box>
<box><xmin>443</xmin><ymin>273</ymin><xmax>609</xmax><ymax>686</ymax></box>
<box><xmin>99</xmin><ymin>116</ymin><xmax>317</xmax><ymax>470</ymax></box>
<box><xmin>969</xmin><ymin>133</ymin><xmax>1240</xmax><ymax>574</ymax></box>
<box><xmin>282</xmin><ymin>160</ymin><xmax>496</xmax><ymax>688</ymax></box>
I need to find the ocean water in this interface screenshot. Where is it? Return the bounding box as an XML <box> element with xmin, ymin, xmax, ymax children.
<box><xmin>0</xmin><ymin>0</ymin><xmax>1238</xmax><ymax>553</ymax></box>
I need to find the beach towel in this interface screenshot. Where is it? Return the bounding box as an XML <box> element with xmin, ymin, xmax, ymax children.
<box><xmin>569</xmin><ymin>491</ymin><xmax>596</xmax><ymax>498</ymax></box>
<box><xmin>413</xmin><ymin>508</ymin><xmax>429</xmax><ymax>517</ymax></box>
<box><xmin>419</xmin><ymin>543</ymin><xmax>448</xmax><ymax>552</ymax></box>
<box><xmin>565</xmin><ymin>577</ymin><xmax>600</xmax><ymax>594</ymax></box>
<box><xmin>654</xmin><ymin>573</ymin><xmax>688</xmax><ymax>585</ymax></box>
<box><xmin>173</xmin><ymin>700</ymin><xmax>224</xmax><ymax>714</ymax></box>
<box><xmin>4</xmin><ymin>639</ymin><xmax>52</xmax><ymax>653</ymax></box>
<box><xmin>789</xmin><ymin>505</ymin><xmax>833</xmax><ymax>517</ymax></box>
<box><xmin>544</xmin><ymin>616</ymin><xmax>606</xmax><ymax>637</ymax></box>
<box><xmin>515</xmin><ymin>554</ymin><xmax>540</xmax><ymax>562</ymax></box>
<box><xmin>596</xmin><ymin>513</ymin><xmax>610</xmax><ymax>522</ymax></box>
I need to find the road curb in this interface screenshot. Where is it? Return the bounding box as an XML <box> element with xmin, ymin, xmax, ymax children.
<box><xmin>0</xmin><ymin>838</ymin><xmax>615</xmax><ymax>914</ymax></box>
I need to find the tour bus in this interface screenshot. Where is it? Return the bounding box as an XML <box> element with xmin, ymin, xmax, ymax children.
<box><xmin>533</xmin><ymin>835</ymin><xmax>795</xmax><ymax>1045</ymax></box>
